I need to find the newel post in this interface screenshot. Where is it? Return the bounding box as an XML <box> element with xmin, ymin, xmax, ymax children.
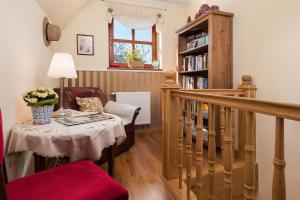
<box><xmin>237</xmin><ymin>75</ymin><xmax>257</xmax><ymax>159</ymax></box>
<box><xmin>238</xmin><ymin>75</ymin><xmax>258</xmax><ymax>199</ymax></box>
<box><xmin>161</xmin><ymin>70</ymin><xmax>180</xmax><ymax>179</ymax></box>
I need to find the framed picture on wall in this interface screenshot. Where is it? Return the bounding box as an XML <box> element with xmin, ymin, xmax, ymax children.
<box><xmin>77</xmin><ymin>34</ymin><xmax>94</xmax><ymax>56</ymax></box>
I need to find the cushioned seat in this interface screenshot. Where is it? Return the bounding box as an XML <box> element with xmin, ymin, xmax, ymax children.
<box><xmin>5</xmin><ymin>160</ymin><xmax>128</xmax><ymax>200</ymax></box>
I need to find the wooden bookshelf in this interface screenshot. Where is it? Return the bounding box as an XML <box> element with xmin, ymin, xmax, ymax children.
<box><xmin>176</xmin><ymin>11</ymin><xmax>234</xmax><ymax>147</ymax></box>
<box><xmin>176</xmin><ymin>11</ymin><xmax>233</xmax><ymax>89</ymax></box>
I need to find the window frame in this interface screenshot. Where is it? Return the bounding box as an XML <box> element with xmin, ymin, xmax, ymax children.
<box><xmin>108</xmin><ymin>19</ymin><xmax>157</xmax><ymax>68</ymax></box>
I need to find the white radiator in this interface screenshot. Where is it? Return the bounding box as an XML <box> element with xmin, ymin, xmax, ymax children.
<box><xmin>116</xmin><ymin>92</ymin><xmax>151</xmax><ymax>125</ymax></box>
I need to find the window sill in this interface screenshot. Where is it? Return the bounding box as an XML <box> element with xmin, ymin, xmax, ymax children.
<box><xmin>108</xmin><ymin>67</ymin><xmax>162</xmax><ymax>71</ymax></box>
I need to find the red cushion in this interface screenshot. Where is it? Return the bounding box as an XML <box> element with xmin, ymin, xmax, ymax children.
<box><xmin>6</xmin><ymin>160</ymin><xmax>128</xmax><ymax>200</ymax></box>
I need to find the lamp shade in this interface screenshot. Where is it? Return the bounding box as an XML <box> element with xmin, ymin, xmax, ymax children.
<box><xmin>47</xmin><ymin>53</ymin><xmax>77</xmax><ymax>79</ymax></box>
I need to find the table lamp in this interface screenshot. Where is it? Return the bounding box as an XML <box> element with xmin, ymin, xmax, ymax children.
<box><xmin>47</xmin><ymin>52</ymin><xmax>78</xmax><ymax>117</ymax></box>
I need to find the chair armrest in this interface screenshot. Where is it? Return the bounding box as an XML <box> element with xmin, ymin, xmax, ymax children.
<box><xmin>104</xmin><ymin>101</ymin><xmax>140</xmax><ymax>125</ymax></box>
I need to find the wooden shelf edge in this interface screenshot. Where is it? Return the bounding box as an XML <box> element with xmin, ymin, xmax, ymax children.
<box><xmin>108</xmin><ymin>67</ymin><xmax>163</xmax><ymax>71</ymax></box>
<box><xmin>179</xmin><ymin>69</ymin><xmax>208</xmax><ymax>75</ymax></box>
<box><xmin>176</xmin><ymin>11</ymin><xmax>234</xmax><ymax>34</ymax></box>
<box><xmin>179</xmin><ymin>45</ymin><xmax>208</xmax><ymax>56</ymax></box>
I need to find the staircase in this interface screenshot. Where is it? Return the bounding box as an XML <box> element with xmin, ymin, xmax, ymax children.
<box><xmin>166</xmin><ymin>147</ymin><xmax>246</xmax><ymax>199</ymax></box>
<box><xmin>161</xmin><ymin>71</ymin><xmax>296</xmax><ymax>200</ymax></box>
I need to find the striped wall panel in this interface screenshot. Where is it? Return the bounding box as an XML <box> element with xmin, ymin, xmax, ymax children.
<box><xmin>65</xmin><ymin>70</ymin><xmax>166</xmax><ymax>128</ymax></box>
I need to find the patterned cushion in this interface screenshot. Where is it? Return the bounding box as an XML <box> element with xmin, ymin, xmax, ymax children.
<box><xmin>76</xmin><ymin>97</ymin><xmax>104</xmax><ymax>113</ymax></box>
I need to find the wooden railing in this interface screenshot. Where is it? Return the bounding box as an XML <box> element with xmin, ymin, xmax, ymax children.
<box><xmin>161</xmin><ymin>71</ymin><xmax>299</xmax><ymax>200</ymax></box>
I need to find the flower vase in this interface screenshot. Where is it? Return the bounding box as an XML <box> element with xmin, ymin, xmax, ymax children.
<box><xmin>31</xmin><ymin>105</ymin><xmax>54</xmax><ymax>125</ymax></box>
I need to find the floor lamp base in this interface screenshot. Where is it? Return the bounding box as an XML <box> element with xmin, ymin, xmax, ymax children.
<box><xmin>52</xmin><ymin>108</ymin><xmax>71</xmax><ymax>118</ymax></box>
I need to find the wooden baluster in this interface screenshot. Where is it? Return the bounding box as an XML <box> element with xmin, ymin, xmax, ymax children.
<box><xmin>231</xmin><ymin>108</ymin><xmax>236</xmax><ymax>162</ymax></box>
<box><xmin>177</xmin><ymin>97</ymin><xmax>184</xmax><ymax>189</ymax></box>
<box><xmin>220</xmin><ymin>106</ymin><xmax>226</xmax><ymax>160</ymax></box>
<box><xmin>208</xmin><ymin>104</ymin><xmax>216</xmax><ymax>200</ymax></box>
<box><xmin>195</xmin><ymin>102</ymin><xmax>204</xmax><ymax>200</ymax></box>
<box><xmin>224</xmin><ymin>107</ymin><xmax>233</xmax><ymax>200</ymax></box>
<box><xmin>272</xmin><ymin>117</ymin><xmax>286</xmax><ymax>200</ymax></box>
<box><xmin>244</xmin><ymin>111</ymin><xmax>256</xmax><ymax>200</ymax></box>
<box><xmin>186</xmin><ymin>99</ymin><xmax>192</xmax><ymax>200</ymax></box>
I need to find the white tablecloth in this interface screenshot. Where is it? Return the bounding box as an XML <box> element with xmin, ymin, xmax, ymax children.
<box><xmin>8</xmin><ymin>112</ymin><xmax>126</xmax><ymax>162</ymax></box>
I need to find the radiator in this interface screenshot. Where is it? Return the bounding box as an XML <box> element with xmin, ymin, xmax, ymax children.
<box><xmin>116</xmin><ymin>92</ymin><xmax>151</xmax><ymax>125</ymax></box>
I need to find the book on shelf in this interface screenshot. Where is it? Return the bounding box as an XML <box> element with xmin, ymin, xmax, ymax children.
<box><xmin>182</xmin><ymin>76</ymin><xmax>208</xmax><ymax>89</ymax></box>
<box><xmin>186</xmin><ymin>32</ymin><xmax>209</xmax><ymax>50</ymax></box>
<box><xmin>182</xmin><ymin>53</ymin><xmax>208</xmax><ymax>72</ymax></box>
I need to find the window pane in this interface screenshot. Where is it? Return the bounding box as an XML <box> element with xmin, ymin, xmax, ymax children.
<box><xmin>135</xmin><ymin>44</ymin><xmax>152</xmax><ymax>64</ymax></box>
<box><xmin>114</xmin><ymin>42</ymin><xmax>132</xmax><ymax>63</ymax></box>
<box><xmin>135</xmin><ymin>28</ymin><xmax>152</xmax><ymax>42</ymax></box>
<box><xmin>113</xmin><ymin>20</ymin><xmax>132</xmax><ymax>40</ymax></box>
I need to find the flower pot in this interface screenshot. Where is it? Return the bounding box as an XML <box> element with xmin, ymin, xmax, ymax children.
<box><xmin>128</xmin><ymin>61</ymin><xmax>145</xmax><ymax>69</ymax></box>
<box><xmin>31</xmin><ymin>105</ymin><xmax>54</xmax><ymax>125</ymax></box>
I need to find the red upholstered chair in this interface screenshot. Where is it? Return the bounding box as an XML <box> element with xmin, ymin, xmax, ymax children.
<box><xmin>0</xmin><ymin>110</ymin><xmax>129</xmax><ymax>200</ymax></box>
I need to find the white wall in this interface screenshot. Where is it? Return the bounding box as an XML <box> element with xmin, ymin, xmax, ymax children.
<box><xmin>186</xmin><ymin>1</ymin><xmax>300</xmax><ymax>199</ymax></box>
<box><xmin>56</xmin><ymin>0</ymin><xmax>186</xmax><ymax>70</ymax></box>
<box><xmin>0</xmin><ymin>0</ymin><xmax>57</xmax><ymax>179</ymax></box>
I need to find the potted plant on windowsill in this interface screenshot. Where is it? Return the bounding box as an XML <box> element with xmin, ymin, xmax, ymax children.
<box><xmin>23</xmin><ymin>88</ymin><xmax>58</xmax><ymax>125</ymax></box>
<box><xmin>125</xmin><ymin>50</ymin><xmax>145</xmax><ymax>69</ymax></box>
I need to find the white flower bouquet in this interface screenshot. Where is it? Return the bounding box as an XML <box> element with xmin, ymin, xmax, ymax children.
<box><xmin>23</xmin><ymin>87</ymin><xmax>58</xmax><ymax>107</ymax></box>
<box><xmin>23</xmin><ymin>88</ymin><xmax>59</xmax><ymax>125</ymax></box>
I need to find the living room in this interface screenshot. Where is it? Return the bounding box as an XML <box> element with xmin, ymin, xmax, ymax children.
<box><xmin>1</xmin><ymin>0</ymin><xmax>300</xmax><ymax>199</ymax></box>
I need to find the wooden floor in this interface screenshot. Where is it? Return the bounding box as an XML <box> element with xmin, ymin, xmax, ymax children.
<box><xmin>111</xmin><ymin>128</ymin><xmax>177</xmax><ymax>200</ymax></box>
<box><xmin>103</xmin><ymin>128</ymin><xmax>245</xmax><ymax>200</ymax></box>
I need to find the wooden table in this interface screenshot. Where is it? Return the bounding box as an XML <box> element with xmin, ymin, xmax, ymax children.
<box><xmin>8</xmin><ymin>111</ymin><xmax>127</xmax><ymax>177</ymax></box>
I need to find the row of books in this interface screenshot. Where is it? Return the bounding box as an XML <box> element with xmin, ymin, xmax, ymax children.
<box><xmin>182</xmin><ymin>54</ymin><xmax>208</xmax><ymax>72</ymax></box>
<box><xmin>182</xmin><ymin>76</ymin><xmax>208</xmax><ymax>90</ymax></box>
<box><xmin>186</xmin><ymin>32</ymin><xmax>209</xmax><ymax>50</ymax></box>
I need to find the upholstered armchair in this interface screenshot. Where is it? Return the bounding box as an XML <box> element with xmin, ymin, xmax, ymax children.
<box><xmin>53</xmin><ymin>87</ymin><xmax>141</xmax><ymax>163</ymax></box>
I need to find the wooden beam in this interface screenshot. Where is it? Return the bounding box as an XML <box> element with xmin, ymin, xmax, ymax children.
<box><xmin>208</xmin><ymin>104</ymin><xmax>216</xmax><ymax>200</ymax></box>
<box><xmin>196</xmin><ymin>101</ymin><xmax>204</xmax><ymax>200</ymax></box>
<box><xmin>272</xmin><ymin>117</ymin><xmax>286</xmax><ymax>200</ymax></box>
<box><xmin>244</xmin><ymin>111</ymin><xmax>256</xmax><ymax>200</ymax></box>
<box><xmin>176</xmin><ymin>97</ymin><xmax>184</xmax><ymax>189</ymax></box>
<box><xmin>224</xmin><ymin>107</ymin><xmax>233</xmax><ymax>200</ymax></box>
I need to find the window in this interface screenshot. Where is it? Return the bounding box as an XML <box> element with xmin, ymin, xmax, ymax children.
<box><xmin>109</xmin><ymin>19</ymin><xmax>157</xmax><ymax>68</ymax></box>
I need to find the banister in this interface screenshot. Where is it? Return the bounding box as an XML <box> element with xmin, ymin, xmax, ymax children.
<box><xmin>171</xmin><ymin>90</ymin><xmax>300</xmax><ymax>121</ymax></box>
<box><xmin>161</xmin><ymin>72</ymin><xmax>291</xmax><ymax>199</ymax></box>
<box><xmin>179</xmin><ymin>89</ymin><xmax>245</xmax><ymax>96</ymax></box>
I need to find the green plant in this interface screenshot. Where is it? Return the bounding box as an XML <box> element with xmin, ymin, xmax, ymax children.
<box><xmin>125</xmin><ymin>49</ymin><xmax>144</xmax><ymax>62</ymax></box>
<box><xmin>23</xmin><ymin>87</ymin><xmax>58</xmax><ymax>107</ymax></box>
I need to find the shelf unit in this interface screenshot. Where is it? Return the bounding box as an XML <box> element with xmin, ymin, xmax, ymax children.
<box><xmin>176</xmin><ymin>11</ymin><xmax>234</xmax><ymax>147</ymax></box>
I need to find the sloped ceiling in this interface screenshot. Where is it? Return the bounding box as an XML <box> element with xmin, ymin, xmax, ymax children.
<box><xmin>36</xmin><ymin>0</ymin><xmax>90</xmax><ymax>29</ymax></box>
<box><xmin>37</xmin><ymin>0</ymin><xmax>188</xmax><ymax>29</ymax></box>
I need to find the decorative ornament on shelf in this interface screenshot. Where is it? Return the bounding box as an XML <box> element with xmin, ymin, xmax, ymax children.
<box><xmin>187</xmin><ymin>16</ymin><xmax>192</xmax><ymax>23</ymax></box>
<box><xmin>152</xmin><ymin>60</ymin><xmax>160</xmax><ymax>70</ymax></box>
<box><xmin>198</xmin><ymin>4</ymin><xmax>210</xmax><ymax>16</ymax></box>
<box><xmin>23</xmin><ymin>88</ymin><xmax>58</xmax><ymax>125</ymax></box>
<box><xmin>125</xmin><ymin>50</ymin><xmax>145</xmax><ymax>69</ymax></box>
<box><xmin>210</xmin><ymin>5</ymin><xmax>220</xmax><ymax>11</ymax></box>
<box><xmin>194</xmin><ymin>4</ymin><xmax>221</xmax><ymax>20</ymax></box>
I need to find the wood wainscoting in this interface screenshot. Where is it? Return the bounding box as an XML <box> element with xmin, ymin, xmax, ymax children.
<box><xmin>65</xmin><ymin>70</ymin><xmax>166</xmax><ymax>128</ymax></box>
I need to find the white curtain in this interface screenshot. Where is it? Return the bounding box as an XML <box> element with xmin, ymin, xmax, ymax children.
<box><xmin>105</xmin><ymin>2</ymin><xmax>166</xmax><ymax>32</ymax></box>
